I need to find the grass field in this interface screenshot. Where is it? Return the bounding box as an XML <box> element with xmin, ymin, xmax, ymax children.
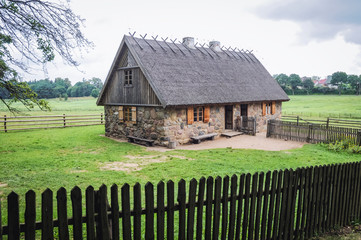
<box><xmin>0</xmin><ymin>97</ymin><xmax>103</xmax><ymax>116</ymax></box>
<box><xmin>1</xmin><ymin>125</ymin><xmax>361</xmax><ymax>225</ymax></box>
<box><xmin>283</xmin><ymin>95</ymin><xmax>361</xmax><ymax>119</ymax></box>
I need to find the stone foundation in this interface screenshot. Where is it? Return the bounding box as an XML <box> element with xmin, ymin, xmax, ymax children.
<box><xmin>104</xmin><ymin>102</ymin><xmax>282</xmax><ymax>146</ymax></box>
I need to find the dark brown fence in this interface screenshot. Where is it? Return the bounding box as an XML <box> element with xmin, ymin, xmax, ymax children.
<box><xmin>282</xmin><ymin>115</ymin><xmax>361</xmax><ymax>129</ymax></box>
<box><xmin>2</xmin><ymin>163</ymin><xmax>361</xmax><ymax>239</ymax></box>
<box><xmin>235</xmin><ymin>116</ymin><xmax>256</xmax><ymax>135</ymax></box>
<box><xmin>268</xmin><ymin>119</ymin><xmax>361</xmax><ymax>145</ymax></box>
<box><xmin>0</xmin><ymin>113</ymin><xmax>104</xmax><ymax>132</ymax></box>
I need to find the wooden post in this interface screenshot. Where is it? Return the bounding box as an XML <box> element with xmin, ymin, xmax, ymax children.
<box><xmin>4</xmin><ymin>115</ymin><xmax>7</xmax><ymax>133</ymax></box>
<box><xmin>101</xmin><ymin>113</ymin><xmax>103</xmax><ymax>124</ymax></box>
<box><xmin>326</xmin><ymin>118</ymin><xmax>330</xmax><ymax>129</ymax></box>
<box><xmin>306</xmin><ymin>124</ymin><xmax>312</xmax><ymax>143</ymax></box>
<box><xmin>266</xmin><ymin>120</ymin><xmax>271</xmax><ymax>138</ymax></box>
<box><xmin>357</xmin><ymin>131</ymin><xmax>361</xmax><ymax>146</ymax></box>
<box><xmin>297</xmin><ymin>116</ymin><xmax>299</xmax><ymax>126</ymax></box>
<box><xmin>63</xmin><ymin>114</ymin><xmax>66</xmax><ymax>128</ymax></box>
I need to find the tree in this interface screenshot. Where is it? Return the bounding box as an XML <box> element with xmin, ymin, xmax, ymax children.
<box><xmin>275</xmin><ymin>73</ymin><xmax>289</xmax><ymax>90</ymax></box>
<box><xmin>331</xmin><ymin>71</ymin><xmax>347</xmax><ymax>95</ymax></box>
<box><xmin>91</xmin><ymin>89</ymin><xmax>99</xmax><ymax>98</ymax></box>
<box><xmin>348</xmin><ymin>74</ymin><xmax>361</xmax><ymax>95</ymax></box>
<box><xmin>0</xmin><ymin>0</ymin><xmax>92</xmax><ymax>112</ymax></box>
<box><xmin>302</xmin><ymin>78</ymin><xmax>314</xmax><ymax>95</ymax></box>
<box><xmin>289</xmin><ymin>74</ymin><xmax>302</xmax><ymax>95</ymax></box>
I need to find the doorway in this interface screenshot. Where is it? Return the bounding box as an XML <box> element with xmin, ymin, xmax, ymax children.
<box><xmin>225</xmin><ymin>105</ymin><xmax>233</xmax><ymax>129</ymax></box>
<box><xmin>241</xmin><ymin>104</ymin><xmax>248</xmax><ymax>117</ymax></box>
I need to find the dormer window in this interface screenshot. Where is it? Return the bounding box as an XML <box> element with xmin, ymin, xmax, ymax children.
<box><xmin>124</xmin><ymin>70</ymin><xmax>133</xmax><ymax>86</ymax></box>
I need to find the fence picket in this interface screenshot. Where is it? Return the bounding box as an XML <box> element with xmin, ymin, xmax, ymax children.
<box><xmin>221</xmin><ymin>176</ymin><xmax>229</xmax><ymax>240</ymax></box>
<box><xmin>8</xmin><ymin>192</ymin><xmax>20</xmax><ymax>240</ymax></box>
<box><xmin>260</xmin><ymin>172</ymin><xmax>271</xmax><ymax>240</ymax></box>
<box><xmin>294</xmin><ymin>168</ymin><xmax>305</xmax><ymax>239</ymax></box>
<box><xmin>98</xmin><ymin>185</ymin><xmax>110</xmax><ymax>240</ymax></box>
<box><xmin>178</xmin><ymin>179</ymin><xmax>186</xmax><ymax>240</ymax></box>
<box><xmin>145</xmin><ymin>182</ymin><xmax>154</xmax><ymax>240</ymax></box>
<box><xmin>254</xmin><ymin>172</ymin><xmax>264</xmax><ymax>240</ymax></box>
<box><xmin>85</xmin><ymin>186</ymin><xmax>95</xmax><ymax>240</ymax></box>
<box><xmin>196</xmin><ymin>177</ymin><xmax>206</xmax><ymax>240</ymax></box>
<box><xmin>133</xmin><ymin>183</ymin><xmax>142</xmax><ymax>240</ymax></box>
<box><xmin>278</xmin><ymin>169</ymin><xmax>290</xmax><ymax>240</ymax></box>
<box><xmin>272</xmin><ymin>170</ymin><xmax>283</xmax><ymax>240</ymax></box>
<box><xmin>111</xmin><ymin>184</ymin><xmax>120</xmax><ymax>240</ymax></box>
<box><xmin>235</xmin><ymin>174</ymin><xmax>245</xmax><ymax>240</ymax></box>
<box><xmin>187</xmin><ymin>179</ymin><xmax>197</xmax><ymax>240</ymax></box>
<box><xmin>157</xmin><ymin>181</ymin><xmax>165</xmax><ymax>240</ymax></box>
<box><xmin>71</xmin><ymin>186</ymin><xmax>82</xmax><ymax>240</ymax></box>
<box><xmin>266</xmin><ymin>171</ymin><xmax>277</xmax><ymax>240</ymax></box>
<box><xmin>205</xmin><ymin>177</ymin><xmax>214</xmax><ymax>240</ymax></box>
<box><xmin>121</xmin><ymin>184</ymin><xmax>131</xmax><ymax>240</ymax></box>
<box><xmin>242</xmin><ymin>173</ymin><xmax>251</xmax><ymax>240</ymax></box>
<box><xmin>0</xmin><ymin>197</ymin><xmax>2</xmax><ymax>240</ymax></box>
<box><xmin>212</xmin><ymin>176</ymin><xmax>222</xmax><ymax>240</ymax></box>
<box><xmin>228</xmin><ymin>175</ymin><xmax>238</xmax><ymax>240</ymax></box>
<box><xmin>167</xmin><ymin>181</ymin><xmax>174</xmax><ymax>240</ymax></box>
<box><xmin>25</xmin><ymin>190</ymin><xmax>36</xmax><ymax>240</ymax></box>
<box><xmin>42</xmin><ymin>189</ymin><xmax>53</xmax><ymax>240</ymax></box>
<box><xmin>57</xmin><ymin>188</ymin><xmax>69</xmax><ymax>240</ymax></box>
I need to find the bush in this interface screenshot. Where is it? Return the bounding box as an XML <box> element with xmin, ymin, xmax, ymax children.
<box><xmin>327</xmin><ymin>139</ymin><xmax>361</xmax><ymax>154</ymax></box>
<box><xmin>91</xmin><ymin>89</ymin><xmax>99</xmax><ymax>98</ymax></box>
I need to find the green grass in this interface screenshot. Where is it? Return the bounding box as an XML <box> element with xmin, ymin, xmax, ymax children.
<box><xmin>283</xmin><ymin>95</ymin><xmax>361</xmax><ymax>119</ymax></box>
<box><xmin>0</xmin><ymin>96</ymin><xmax>103</xmax><ymax>116</ymax></box>
<box><xmin>1</xmin><ymin>125</ymin><xmax>360</xmax><ymax>225</ymax></box>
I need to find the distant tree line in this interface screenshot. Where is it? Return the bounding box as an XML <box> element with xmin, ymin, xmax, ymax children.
<box><xmin>274</xmin><ymin>72</ymin><xmax>361</xmax><ymax>95</ymax></box>
<box><xmin>0</xmin><ymin>77</ymin><xmax>103</xmax><ymax>100</ymax></box>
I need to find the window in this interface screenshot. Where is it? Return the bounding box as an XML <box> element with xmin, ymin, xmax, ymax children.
<box><xmin>124</xmin><ymin>106</ymin><xmax>132</xmax><ymax>121</ymax></box>
<box><xmin>124</xmin><ymin>70</ymin><xmax>133</xmax><ymax>85</ymax></box>
<box><xmin>262</xmin><ymin>102</ymin><xmax>276</xmax><ymax>116</ymax></box>
<box><xmin>193</xmin><ymin>107</ymin><xmax>203</xmax><ymax>122</ymax></box>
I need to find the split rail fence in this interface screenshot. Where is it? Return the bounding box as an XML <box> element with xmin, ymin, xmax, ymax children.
<box><xmin>0</xmin><ymin>113</ymin><xmax>104</xmax><ymax>132</ymax></box>
<box><xmin>268</xmin><ymin>119</ymin><xmax>361</xmax><ymax>145</ymax></box>
<box><xmin>282</xmin><ymin>115</ymin><xmax>361</xmax><ymax>129</ymax></box>
<box><xmin>2</xmin><ymin>162</ymin><xmax>361</xmax><ymax>239</ymax></box>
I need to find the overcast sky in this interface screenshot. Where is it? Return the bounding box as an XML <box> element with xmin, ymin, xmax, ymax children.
<box><xmin>25</xmin><ymin>0</ymin><xmax>361</xmax><ymax>83</ymax></box>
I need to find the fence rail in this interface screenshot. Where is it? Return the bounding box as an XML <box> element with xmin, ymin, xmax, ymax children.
<box><xmin>1</xmin><ymin>162</ymin><xmax>361</xmax><ymax>239</ymax></box>
<box><xmin>282</xmin><ymin>115</ymin><xmax>361</xmax><ymax>129</ymax></box>
<box><xmin>268</xmin><ymin>119</ymin><xmax>361</xmax><ymax>145</ymax></box>
<box><xmin>0</xmin><ymin>113</ymin><xmax>104</xmax><ymax>132</ymax></box>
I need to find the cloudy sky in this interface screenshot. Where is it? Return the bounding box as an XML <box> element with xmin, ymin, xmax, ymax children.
<box><xmin>26</xmin><ymin>0</ymin><xmax>361</xmax><ymax>83</ymax></box>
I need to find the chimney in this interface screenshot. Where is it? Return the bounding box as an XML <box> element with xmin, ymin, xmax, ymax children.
<box><xmin>209</xmin><ymin>41</ymin><xmax>221</xmax><ymax>52</ymax></box>
<box><xmin>182</xmin><ymin>37</ymin><xmax>195</xmax><ymax>49</ymax></box>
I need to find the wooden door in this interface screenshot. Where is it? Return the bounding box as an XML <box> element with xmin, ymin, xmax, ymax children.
<box><xmin>225</xmin><ymin>105</ymin><xmax>233</xmax><ymax>129</ymax></box>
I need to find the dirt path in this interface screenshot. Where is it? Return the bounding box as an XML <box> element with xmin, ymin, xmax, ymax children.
<box><xmin>105</xmin><ymin>133</ymin><xmax>306</xmax><ymax>152</ymax></box>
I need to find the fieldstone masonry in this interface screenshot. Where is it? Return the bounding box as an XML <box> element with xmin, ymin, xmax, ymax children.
<box><xmin>104</xmin><ymin>102</ymin><xmax>282</xmax><ymax>146</ymax></box>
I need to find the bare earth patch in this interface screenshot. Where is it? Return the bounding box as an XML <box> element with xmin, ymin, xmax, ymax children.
<box><xmin>69</xmin><ymin>169</ymin><xmax>88</xmax><ymax>173</ymax></box>
<box><xmin>0</xmin><ymin>182</ymin><xmax>8</xmax><ymax>188</ymax></box>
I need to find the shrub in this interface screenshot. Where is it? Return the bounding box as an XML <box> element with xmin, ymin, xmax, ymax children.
<box><xmin>327</xmin><ymin>139</ymin><xmax>361</xmax><ymax>154</ymax></box>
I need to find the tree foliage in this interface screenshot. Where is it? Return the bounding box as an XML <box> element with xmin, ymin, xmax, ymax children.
<box><xmin>0</xmin><ymin>0</ymin><xmax>92</xmax><ymax>112</ymax></box>
<box><xmin>288</xmin><ymin>74</ymin><xmax>302</xmax><ymax>95</ymax></box>
<box><xmin>331</xmin><ymin>71</ymin><xmax>348</xmax><ymax>95</ymax></box>
<box><xmin>302</xmin><ymin>78</ymin><xmax>314</xmax><ymax>95</ymax></box>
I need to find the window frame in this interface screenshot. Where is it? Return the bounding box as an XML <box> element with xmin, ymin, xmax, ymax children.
<box><xmin>193</xmin><ymin>107</ymin><xmax>204</xmax><ymax>122</ymax></box>
<box><xmin>124</xmin><ymin>69</ymin><xmax>133</xmax><ymax>86</ymax></box>
<box><xmin>123</xmin><ymin>106</ymin><xmax>132</xmax><ymax>122</ymax></box>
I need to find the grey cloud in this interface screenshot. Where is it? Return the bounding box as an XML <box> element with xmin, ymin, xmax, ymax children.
<box><xmin>254</xmin><ymin>0</ymin><xmax>361</xmax><ymax>44</ymax></box>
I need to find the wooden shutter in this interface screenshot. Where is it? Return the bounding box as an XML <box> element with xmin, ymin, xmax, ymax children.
<box><xmin>262</xmin><ymin>102</ymin><xmax>266</xmax><ymax>116</ymax></box>
<box><xmin>118</xmin><ymin>106</ymin><xmax>124</xmax><ymax>122</ymax></box>
<box><xmin>187</xmin><ymin>107</ymin><xmax>194</xmax><ymax>125</ymax></box>
<box><xmin>131</xmin><ymin>107</ymin><xmax>137</xmax><ymax>124</ymax></box>
<box><xmin>203</xmin><ymin>106</ymin><xmax>210</xmax><ymax>123</ymax></box>
<box><xmin>271</xmin><ymin>101</ymin><xmax>276</xmax><ymax>115</ymax></box>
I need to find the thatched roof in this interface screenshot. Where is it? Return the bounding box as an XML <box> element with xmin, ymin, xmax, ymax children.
<box><xmin>98</xmin><ymin>35</ymin><xmax>289</xmax><ymax>107</ymax></box>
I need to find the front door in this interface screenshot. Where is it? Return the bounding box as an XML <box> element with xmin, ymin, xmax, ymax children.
<box><xmin>225</xmin><ymin>105</ymin><xmax>233</xmax><ymax>129</ymax></box>
<box><xmin>241</xmin><ymin>104</ymin><xmax>248</xmax><ymax>117</ymax></box>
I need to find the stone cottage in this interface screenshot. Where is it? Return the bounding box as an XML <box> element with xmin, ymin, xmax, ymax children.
<box><xmin>97</xmin><ymin>35</ymin><xmax>289</xmax><ymax>146</ymax></box>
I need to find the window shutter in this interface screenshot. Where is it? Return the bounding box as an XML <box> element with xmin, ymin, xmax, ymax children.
<box><xmin>187</xmin><ymin>107</ymin><xmax>194</xmax><ymax>125</ymax></box>
<box><xmin>271</xmin><ymin>101</ymin><xmax>276</xmax><ymax>115</ymax></box>
<box><xmin>118</xmin><ymin>106</ymin><xmax>124</xmax><ymax>122</ymax></box>
<box><xmin>203</xmin><ymin>106</ymin><xmax>210</xmax><ymax>123</ymax></box>
<box><xmin>131</xmin><ymin>107</ymin><xmax>137</xmax><ymax>124</ymax></box>
<box><xmin>262</xmin><ymin>102</ymin><xmax>266</xmax><ymax>116</ymax></box>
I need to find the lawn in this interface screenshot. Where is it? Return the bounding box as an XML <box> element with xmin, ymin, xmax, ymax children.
<box><xmin>282</xmin><ymin>95</ymin><xmax>361</xmax><ymax>118</ymax></box>
<box><xmin>1</xmin><ymin>125</ymin><xmax>360</xmax><ymax>225</ymax></box>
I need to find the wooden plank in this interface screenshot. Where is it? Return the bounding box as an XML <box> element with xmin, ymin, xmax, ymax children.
<box><xmin>157</xmin><ymin>181</ymin><xmax>165</xmax><ymax>240</ymax></box>
<box><xmin>205</xmin><ymin>176</ymin><xmax>214</xmax><ymax>240</ymax></box>
<box><xmin>41</xmin><ymin>188</ymin><xmax>53</xmax><ymax>240</ymax></box>
<box><xmin>71</xmin><ymin>186</ymin><xmax>83</xmax><ymax>240</ymax></box>
<box><xmin>278</xmin><ymin>169</ymin><xmax>289</xmax><ymax>240</ymax></box>
<box><xmin>8</xmin><ymin>192</ymin><xmax>20</xmax><ymax>240</ymax></box>
<box><xmin>25</xmin><ymin>190</ymin><xmax>36</xmax><ymax>240</ymax></box>
<box><xmin>98</xmin><ymin>185</ymin><xmax>111</xmax><ymax>240</ymax></box>
<box><xmin>57</xmin><ymin>188</ymin><xmax>69</xmax><ymax>240</ymax></box>
<box><xmin>254</xmin><ymin>172</ymin><xmax>264</xmax><ymax>240</ymax></box>
<box><xmin>228</xmin><ymin>175</ymin><xmax>238</xmax><ymax>240</ymax></box>
<box><xmin>111</xmin><ymin>184</ymin><xmax>120</xmax><ymax>240</ymax></box>
<box><xmin>319</xmin><ymin>165</ymin><xmax>328</xmax><ymax>233</ymax></box>
<box><xmin>242</xmin><ymin>173</ymin><xmax>251</xmax><ymax>240</ymax></box>
<box><xmin>187</xmin><ymin>179</ymin><xmax>197</xmax><ymax>240</ymax></box>
<box><xmin>322</xmin><ymin>165</ymin><xmax>332</xmax><ymax>232</ymax></box>
<box><xmin>178</xmin><ymin>179</ymin><xmax>186</xmax><ymax>240</ymax></box>
<box><xmin>272</xmin><ymin>170</ymin><xmax>283</xmax><ymax>240</ymax></box>
<box><xmin>330</xmin><ymin>164</ymin><xmax>340</xmax><ymax>229</ymax></box>
<box><xmin>309</xmin><ymin>166</ymin><xmax>319</xmax><ymax>239</ymax></box>
<box><xmin>266</xmin><ymin>171</ymin><xmax>278</xmax><ymax>240</ymax></box>
<box><xmin>338</xmin><ymin>165</ymin><xmax>347</xmax><ymax>227</ymax></box>
<box><xmin>345</xmin><ymin>163</ymin><xmax>353</xmax><ymax>225</ymax></box>
<box><xmin>221</xmin><ymin>176</ymin><xmax>230</xmax><ymax>240</ymax></box>
<box><xmin>167</xmin><ymin>181</ymin><xmax>175</xmax><ymax>240</ymax></box>
<box><xmin>145</xmin><ymin>182</ymin><xmax>155</xmax><ymax>240</ymax></box>
<box><xmin>85</xmin><ymin>186</ymin><xmax>96</xmax><ymax>240</ymax></box>
<box><xmin>303</xmin><ymin>167</ymin><xmax>312</xmax><ymax>239</ymax></box>
<box><xmin>0</xmin><ymin>196</ymin><xmax>2</xmax><ymax>240</ymax></box>
<box><xmin>294</xmin><ymin>168</ymin><xmax>305</xmax><ymax>239</ymax></box>
<box><xmin>121</xmin><ymin>184</ymin><xmax>131</xmax><ymax>240</ymax></box>
<box><xmin>288</xmin><ymin>169</ymin><xmax>299</xmax><ymax>239</ymax></box>
<box><xmin>133</xmin><ymin>183</ymin><xmax>142</xmax><ymax>240</ymax></box>
<box><xmin>325</xmin><ymin>165</ymin><xmax>335</xmax><ymax>231</ymax></box>
<box><xmin>235</xmin><ymin>174</ymin><xmax>245</xmax><ymax>240</ymax></box>
<box><xmin>212</xmin><ymin>176</ymin><xmax>222</xmax><ymax>240</ymax></box>
<box><xmin>260</xmin><ymin>171</ymin><xmax>271</xmax><ymax>240</ymax></box>
<box><xmin>353</xmin><ymin>163</ymin><xmax>361</xmax><ymax>222</ymax></box>
<box><xmin>196</xmin><ymin>177</ymin><xmax>206</xmax><ymax>240</ymax></box>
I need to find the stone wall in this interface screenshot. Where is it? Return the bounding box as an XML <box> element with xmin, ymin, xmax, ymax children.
<box><xmin>248</xmin><ymin>102</ymin><xmax>282</xmax><ymax>132</ymax></box>
<box><xmin>104</xmin><ymin>105</ymin><xmax>167</xmax><ymax>145</ymax></box>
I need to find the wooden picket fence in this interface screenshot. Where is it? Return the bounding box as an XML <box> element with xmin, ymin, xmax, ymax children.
<box><xmin>267</xmin><ymin>119</ymin><xmax>361</xmax><ymax>145</ymax></box>
<box><xmin>2</xmin><ymin>162</ymin><xmax>361</xmax><ymax>239</ymax></box>
<box><xmin>0</xmin><ymin>113</ymin><xmax>104</xmax><ymax>132</ymax></box>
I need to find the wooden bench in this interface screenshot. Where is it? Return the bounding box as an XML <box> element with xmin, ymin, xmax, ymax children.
<box><xmin>191</xmin><ymin>133</ymin><xmax>218</xmax><ymax>144</ymax></box>
<box><xmin>127</xmin><ymin>136</ymin><xmax>155</xmax><ymax>147</ymax></box>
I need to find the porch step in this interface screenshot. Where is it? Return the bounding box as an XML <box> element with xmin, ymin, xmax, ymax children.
<box><xmin>221</xmin><ymin>131</ymin><xmax>244</xmax><ymax>138</ymax></box>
